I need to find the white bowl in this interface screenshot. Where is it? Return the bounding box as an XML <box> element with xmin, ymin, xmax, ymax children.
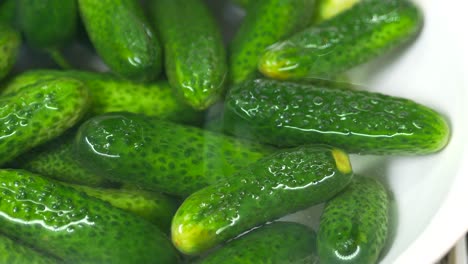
<box><xmin>277</xmin><ymin>0</ymin><xmax>468</xmax><ymax>262</ymax></box>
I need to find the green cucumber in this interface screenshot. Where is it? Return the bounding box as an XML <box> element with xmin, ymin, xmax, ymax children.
<box><xmin>3</xmin><ymin>70</ymin><xmax>202</xmax><ymax>124</ymax></box>
<box><xmin>149</xmin><ymin>0</ymin><xmax>227</xmax><ymax>110</ymax></box>
<box><xmin>0</xmin><ymin>169</ymin><xmax>180</xmax><ymax>263</ymax></box>
<box><xmin>0</xmin><ymin>77</ymin><xmax>89</xmax><ymax>165</ymax></box>
<box><xmin>0</xmin><ymin>234</ymin><xmax>60</xmax><ymax>264</ymax></box>
<box><xmin>67</xmin><ymin>184</ymin><xmax>179</xmax><ymax>232</ymax></box>
<box><xmin>0</xmin><ymin>23</ymin><xmax>20</xmax><ymax>80</ymax></box>
<box><xmin>74</xmin><ymin>112</ymin><xmax>273</xmax><ymax>196</ymax></box>
<box><xmin>78</xmin><ymin>0</ymin><xmax>162</xmax><ymax>81</ymax></box>
<box><xmin>0</xmin><ymin>0</ymin><xmax>15</xmax><ymax>26</ymax></box>
<box><xmin>10</xmin><ymin>131</ymin><xmax>108</xmax><ymax>187</ymax></box>
<box><xmin>171</xmin><ymin>145</ymin><xmax>353</xmax><ymax>255</ymax></box>
<box><xmin>228</xmin><ymin>0</ymin><xmax>315</xmax><ymax>84</ymax></box>
<box><xmin>259</xmin><ymin>0</ymin><xmax>423</xmax><ymax>80</ymax></box>
<box><xmin>317</xmin><ymin>177</ymin><xmax>389</xmax><ymax>264</ymax></box>
<box><xmin>313</xmin><ymin>0</ymin><xmax>360</xmax><ymax>23</ymax></box>
<box><xmin>197</xmin><ymin>222</ymin><xmax>318</xmax><ymax>264</ymax></box>
<box><xmin>223</xmin><ymin>79</ymin><xmax>450</xmax><ymax>155</ymax></box>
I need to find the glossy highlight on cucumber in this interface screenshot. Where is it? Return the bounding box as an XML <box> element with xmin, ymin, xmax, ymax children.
<box><xmin>223</xmin><ymin>79</ymin><xmax>450</xmax><ymax>155</ymax></box>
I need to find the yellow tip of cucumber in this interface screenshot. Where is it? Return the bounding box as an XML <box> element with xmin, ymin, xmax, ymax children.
<box><xmin>171</xmin><ymin>222</ymin><xmax>214</xmax><ymax>255</ymax></box>
<box><xmin>332</xmin><ymin>148</ymin><xmax>352</xmax><ymax>174</ymax></box>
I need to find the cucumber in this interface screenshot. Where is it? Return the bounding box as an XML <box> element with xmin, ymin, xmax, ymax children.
<box><xmin>259</xmin><ymin>0</ymin><xmax>423</xmax><ymax>80</ymax></box>
<box><xmin>0</xmin><ymin>169</ymin><xmax>180</xmax><ymax>263</ymax></box>
<box><xmin>149</xmin><ymin>0</ymin><xmax>227</xmax><ymax>110</ymax></box>
<box><xmin>317</xmin><ymin>177</ymin><xmax>389</xmax><ymax>264</ymax></box>
<box><xmin>0</xmin><ymin>0</ymin><xmax>15</xmax><ymax>25</ymax></box>
<box><xmin>313</xmin><ymin>0</ymin><xmax>360</xmax><ymax>23</ymax></box>
<box><xmin>0</xmin><ymin>234</ymin><xmax>60</xmax><ymax>264</ymax></box>
<box><xmin>66</xmin><ymin>183</ymin><xmax>179</xmax><ymax>232</ymax></box>
<box><xmin>223</xmin><ymin>79</ymin><xmax>450</xmax><ymax>155</ymax></box>
<box><xmin>0</xmin><ymin>77</ymin><xmax>89</xmax><ymax>165</ymax></box>
<box><xmin>228</xmin><ymin>0</ymin><xmax>315</xmax><ymax>84</ymax></box>
<box><xmin>74</xmin><ymin>112</ymin><xmax>273</xmax><ymax>196</ymax></box>
<box><xmin>0</xmin><ymin>23</ymin><xmax>20</xmax><ymax>80</ymax></box>
<box><xmin>197</xmin><ymin>222</ymin><xmax>318</xmax><ymax>264</ymax></box>
<box><xmin>78</xmin><ymin>0</ymin><xmax>162</xmax><ymax>81</ymax></box>
<box><xmin>171</xmin><ymin>145</ymin><xmax>353</xmax><ymax>255</ymax></box>
<box><xmin>3</xmin><ymin>70</ymin><xmax>202</xmax><ymax>124</ymax></box>
<box><xmin>10</xmin><ymin>131</ymin><xmax>109</xmax><ymax>187</ymax></box>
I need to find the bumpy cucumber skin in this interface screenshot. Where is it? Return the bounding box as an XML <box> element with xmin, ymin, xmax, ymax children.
<box><xmin>0</xmin><ymin>24</ymin><xmax>20</xmax><ymax>80</ymax></box>
<box><xmin>313</xmin><ymin>0</ymin><xmax>360</xmax><ymax>23</ymax></box>
<box><xmin>11</xmin><ymin>131</ymin><xmax>108</xmax><ymax>187</ymax></box>
<box><xmin>0</xmin><ymin>169</ymin><xmax>180</xmax><ymax>264</ymax></box>
<box><xmin>17</xmin><ymin>0</ymin><xmax>77</xmax><ymax>49</ymax></box>
<box><xmin>259</xmin><ymin>0</ymin><xmax>423</xmax><ymax>80</ymax></box>
<box><xmin>229</xmin><ymin>0</ymin><xmax>315</xmax><ymax>84</ymax></box>
<box><xmin>0</xmin><ymin>78</ymin><xmax>89</xmax><ymax>165</ymax></box>
<box><xmin>0</xmin><ymin>235</ymin><xmax>60</xmax><ymax>264</ymax></box>
<box><xmin>68</xmin><ymin>184</ymin><xmax>178</xmax><ymax>232</ymax></box>
<box><xmin>149</xmin><ymin>0</ymin><xmax>227</xmax><ymax>110</ymax></box>
<box><xmin>171</xmin><ymin>146</ymin><xmax>353</xmax><ymax>255</ymax></box>
<box><xmin>223</xmin><ymin>79</ymin><xmax>450</xmax><ymax>155</ymax></box>
<box><xmin>3</xmin><ymin>70</ymin><xmax>202</xmax><ymax>124</ymax></box>
<box><xmin>318</xmin><ymin>177</ymin><xmax>389</xmax><ymax>264</ymax></box>
<box><xmin>74</xmin><ymin>112</ymin><xmax>273</xmax><ymax>196</ymax></box>
<box><xmin>198</xmin><ymin>222</ymin><xmax>318</xmax><ymax>264</ymax></box>
<box><xmin>78</xmin><ymin>0</ymin><xmax>162</xmax><ymax>82</ymax></box>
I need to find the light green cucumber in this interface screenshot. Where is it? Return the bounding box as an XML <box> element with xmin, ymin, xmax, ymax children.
<box><xmin>0</xmin><ymin>169</ymin><xmax>180</xmax><ymax>263</ymax></box>
<box><xmin>78</xmin><ymin>0</ymin><xmax>162</xmax><ymax>81</ymax></box>
<box><xmin>223</xmin><ymin>79</ymin><xmax>450</xmax><ymax>155</ymax></box>
<box><xmin>259</xmin><ymin>0</ymin><xmax>423</xmax><ymax>80</ymax></box>
<box><xmin>228</xmin><ymin>0</ymin><xmax>316</xmax><ymax>84</ymax></box>
<box><xmin>0</xmin><ymin>23</ymin><xmax>20</xmax><ymax>80</ymax></box>
<box><xmin>197</xmin><ymin>222</ymin><xmax>318</xmax><ymax>264</ymax></box>
<box><xmin>66</xmin><ymin>184</ymin><xmax>179</xmax><ymax>232</ymax></box>
<box><xmin>149</xmin><ymin>0</ymin><xmax>227</xmax><ymax>110</ymax></box>
<box><xmin>171</xmin><ymin>145</ymin><xmax>353</xmax><ymax>255</ymax></box>
<box><xmin>0</xmin><ymin>234</ymin><xmax>60</xmax><ymax>264</ymax></box>
<box><xmin>317</xmin><ymin>177</ymin><xmax>389</xmax><ymax>264</ymax></box>
<box><xmin>74</xmin><ymin>112</ymin><xmax>274</xmax><ymax>196</ymax></box>
<box><xmin>0</xmin><ymin>77</ymin><xmax>89</xmax><ymax>165</ymax></box>
<box><xmin>2</xmin><ymin>69</ymin><xmax>202</xmax><ymax>124</ymax></box>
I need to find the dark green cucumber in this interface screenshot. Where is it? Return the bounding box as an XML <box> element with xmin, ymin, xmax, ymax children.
<box><xmin>0</xmin><ymin>234</ymin><xmax>60</xmax><ymax>264</ymax></box>
<box><xmin>67</xmin><ymin>184</ymin><xmax>179</xmax><ymax>232</ymax></box>
<box><xmin>0</xmin><ymin>24</ymin><xmax>20</xmax><ymax>80</ymax></box>
<box><xmin>0</xmin><ymin>77</ymin><xmax>89</xmax><ymax>165</ymax></box>
<box><xmin>10</xmin><ymin>131</ymin><xmax>108</xmax><ymax>187</ymax></box>
<box><xmin>0</xmin><ymin>169</ymin><xmax>180</xmax><ymax>263</ymax></box>
<box><xmin>78</xmin><ymin>0</ymin><xmax>162</xmax><ymax>81</ymax></box>
<box><xmin>259</xmin><ymin>0</ymin><xmax>423</xmax><ymax>80</ymax></box>
<box><xmin>197</xmin><ymin>222</ymin><xmax>318</xmax><ymax>264</ymax></box>
<box><xmin>228</xmin><ymin>0</ymin><xmax>315</xmax><ymax>84</ymax></box>
<box><xmin>313</xmin><ymin>0</ymin><xmax>360</xmax><ymax>23</ymax></box>
<box><xmin>0</xmin><ymin>0</ymin><xmax>15</xmax><ymax>25</ymax></box>
<box><xmin>318</xmin><ymin>177</ymin><xmax>389</xmax><ymax>264</ymax></box>
<box><xmin>171</xmin><ymin>145</ymin><xmax>353</xmax><ymax>255</ymax></box>
<box><xmin>223</xmin><ymin>79</ymin><xmax>450</xmax><ymax>155</ymax></box>
<box><xmin>149</xmin><ymin>0</ymin><xmax>226</xmax><ymax>110</ymax></box>
<box><xmin>74</xmin><ymin>112</ymin><xmax>273</xmax><ymax>196</ymax></box>
<box><xmin>3</xmin><ymin>70</ymin><xmax>202</xmax><ymax>123</ymax></box>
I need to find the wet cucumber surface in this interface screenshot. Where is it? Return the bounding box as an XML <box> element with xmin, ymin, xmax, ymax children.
<box><xmin>78</xmin><ymin>0</ymin><xmax>162</xmax><ymax>81</ymax></box>
<box><xmin>149</xmin><ymin>0</ymin><xmax>227</xmax><ymax>110</ymax></box>
<box><xmin>228</xmin><ymin>0</ymin><xmax>316</xmax><ymax>84</ymax></box>
<box><xmin>0</xmin><ymin>234</ymin><xmax>60</xmax><ymax>264</ymax></box>
<box><xmin>172</xmin><ymin>146</ymin><xmax>353</xmax><ymax>255</ymax></box>
<box><xmin>0</xmin><ymin>169</ymin><xmax>180</xmax><ymax>263</ymax></box>
<box><xmin>0</xmin><ymin>24</ymin><xmax>20</xmax><ymax>80</ymax></box>
<box><xmin>318</xmin><ymin>177</ymin><xmax>390</xmax><ymax>264</ymax></box>
<box><xmin>0</xmin><ymin>77</ymin><xmax>89</xmax><ymax>165</ymax></box>
<box><xmin>3</xmin><ymin>70</ymin><xmax>202</xmax><ymax>123</ymax></box>
<box><xmin>74</xmin><ymin>112</ymin><xmax>273</xmax><ymax>196</ymax></box>
<box><xmin>259</xmin><ymin>0</ymin><xmax>423</xmax><ymax>80</ymax></box>
<box><xmin>223</xmin><ymin>79</ymin><xmax>449</xmax><ymax>154</ymax></box>
<box><xmin>197</xmin><ymin>222</ymin><xmax>318</xmax><ymax>264</ymax></box>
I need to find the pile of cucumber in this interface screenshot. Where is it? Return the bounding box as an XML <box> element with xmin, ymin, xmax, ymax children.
<box><xmin>0</xmin><ymin>0</ymin><xmax>450</xmax><ymax>263</ymax></box>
